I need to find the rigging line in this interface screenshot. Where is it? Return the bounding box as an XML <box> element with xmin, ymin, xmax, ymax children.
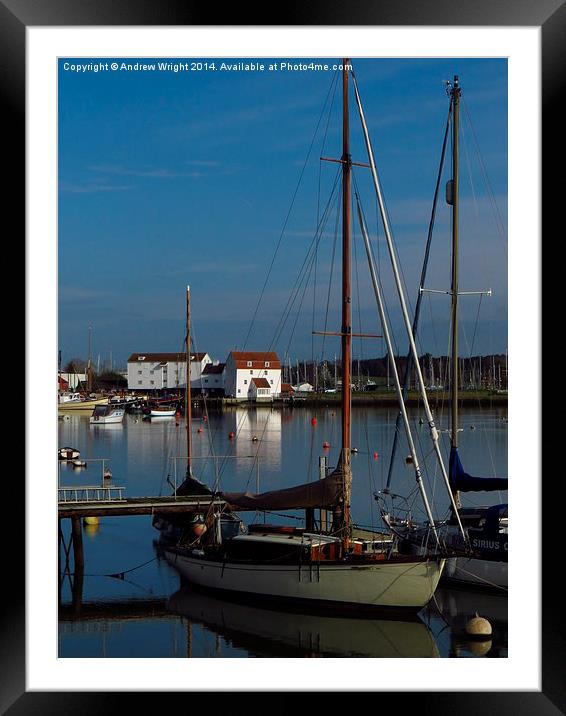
<box><xmin>269</xmin><ymin>168</ymin><xmax>342</xmax><ymax>353</ymax></box>
<box><xmin>276</xmin><ymin>177</ymin><xmax>341</xmax><ymax>363</ymax></box>
<box><xmin>462</xmin><ymin>97</ymin><xmax>508</xmax><ymax>246</ymax></box>
<box><xmin>351</xmin><ymin>172</ymin><xmax>366</xmax><ymax>367</ymax></box>
<box><xmin>283</xmin><ymin>229</ymin><xmax>324</xmax><ymax>360</ymax></box>
<box><xmin>190</xmin><ymin>326</ymin><xmax>221</xmax><ymax>488</ymax></box>
<box><xmin>319</xmin><ymin>188</ymin><xmax>341</xmax><ymax>364</ymax></box>
<box><xmin>242</xmin><ymin>73</ymin><xmax>342</xmax><ymax>351</ymax></box>
<box><xmin>317</xmin><ymin>69</ymin><xmax>340</xmax><ymax>227</ymax></box>
<box><xmin>354</xmin><ymin>183</ymin><xmax>400</xmax><ymax>359</ymax></box>
<box><xmin>460</xmin><ymin>320</ymin><xmax>499</xmax><ymax>479</ymax></box>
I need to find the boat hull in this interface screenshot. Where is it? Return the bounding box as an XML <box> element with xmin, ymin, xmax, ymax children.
<box><xmin>443</xmin><ymin>556</ymin><xmax>507</xmax><ymax>589</ymax></box>
<box><xmin>89</xmin><ymin>408</ymin><xmax>125</xmax><ymax>424</ymax></box>
<box><xmin>58</xmin><ymin>398</ymin><xmax>109</xmax><ymax>411</ymax></box>
<box><xmin>164</xmin><ymin>549</ymin><xmax>445</xmax><ymax>611</ymax></box>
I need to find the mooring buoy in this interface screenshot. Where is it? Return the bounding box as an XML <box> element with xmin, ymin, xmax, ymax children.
<box><xmin>465</xmin><ymin>613</ymin><xmax>492</xmax><ymax>639</ymax></box>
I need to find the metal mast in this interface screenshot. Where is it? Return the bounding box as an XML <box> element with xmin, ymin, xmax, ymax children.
<box><xmin>450</xmin><ymin>76</ymin><xmax>461</xmax><ymax>458</ymax></box>
<box><xmin>385</xmin><ymin>100</ymin><xmax>452</xmax><ymax>491</ymax></box>
<box><xmin>185</xmin><ymin>285</ymin><xmax>192</xmax><ymax>476</ymax></box>
<box><xmin>351</xmin><ymin>70</ymin><xmax>466</xmax><ymax>540</ymax></box>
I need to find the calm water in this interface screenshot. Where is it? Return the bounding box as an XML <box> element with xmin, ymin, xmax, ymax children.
<box><xmin>58</xmin><ymin>404</ymin><xmax>508</xmax><ymax>658</ymax></box>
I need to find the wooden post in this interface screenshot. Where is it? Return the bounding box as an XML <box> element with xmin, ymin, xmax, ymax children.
<box><xmin>70</xmin><ymin>515</ymin><xmax>84</xmax><ymax>615</ymax></box>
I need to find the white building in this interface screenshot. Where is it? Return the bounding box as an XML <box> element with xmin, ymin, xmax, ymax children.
<box><xmin>59</xmin><ymin>372</ymin><xmax>87</xmax><ymax>391</ymax></box>
<box><xmin>127</xmin><ymin>352</ymin><xmax>211</xmax><ymax>391</ymax></box>
<box><xmin>224</xmin><ymin>351</ymin><xmax>282</xmax><ymax>400</ymax></box>
<box><xmin>199</xmin><ymin>362</ymin><xmax>225</xmax><ymax>396</ymax></box>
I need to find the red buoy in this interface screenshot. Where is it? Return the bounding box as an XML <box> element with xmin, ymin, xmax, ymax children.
<box><xmin>323</xmin><ymin>441</ymin><xmax>330</xmax><ymax>449</ymax></box>
<box><xmin>311</xmin><ymin>417</ymin><xmax>317</xmax><ymax>426</ymax></box>
<box><xmin>228</xmin><ymin>432</ymin><xmax>235</xmax><ymax>440</ymax></box>
<box><xmin>373</xmin><ymin>452</ymin><xmax>379</xmax><ymax>460</ymax></box>
<box><xmin>202</xmin><ymin>416</ymin><xmax>207</xmax><ymax>422</ymax></box>
<box><xmin>197</xmin><ymin>427</ymin><xmax>203</xmax><ymax>433</ymax></box>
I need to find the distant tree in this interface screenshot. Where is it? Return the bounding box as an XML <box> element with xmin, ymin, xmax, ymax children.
<box><xmin>63</xmin><ymin>358</ymin><xmax>87</xmax><ymax>373</ymax></box>
<box><xmin>95</xmin><ymin>372</ymin><xmax>127</xmax><ymax>390</ymax></box>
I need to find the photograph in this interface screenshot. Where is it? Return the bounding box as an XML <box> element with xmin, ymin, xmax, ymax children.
<box><xmin>56</xmin><ymin>55</ymin><xmax>509</xmax><ymax>659</ymax></box>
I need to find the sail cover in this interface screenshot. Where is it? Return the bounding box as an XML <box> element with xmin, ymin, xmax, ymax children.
<box><xmin>176</xmin><ymin>470</ymin><xmax>214</xmax><ymax>496</ymax></box>
<box><xmin>222</xmin><ymin>469</ymin><xmax>344</xmax><ymax>511</ymax></box>
<box><xmin>449</xmin><ymin>447</ymin><xmax>508</xmax><ymax>493</ymax></box>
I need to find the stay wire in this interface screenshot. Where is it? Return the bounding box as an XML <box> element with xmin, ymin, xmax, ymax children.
<box><xmin>243</xmin><ymin>72</ymin><xmax>342</xmax><ymax>350</ymax></box>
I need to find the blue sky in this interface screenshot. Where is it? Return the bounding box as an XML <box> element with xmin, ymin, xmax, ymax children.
<box><xmin>58</xmin><ymin>58</ymin><xmax>507</xmax><ymax>369</ymax></box>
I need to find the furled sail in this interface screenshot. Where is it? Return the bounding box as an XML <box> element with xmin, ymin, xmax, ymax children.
<box><xmin>449</xmin><ymin>447</ymin><xmax>508</xmax><ymax>493</ymax></box>
<box><xmin>222</xmin><ymin>469</ymin><xmax>344</xmax><ymax>511</ymax></box>
<box><xmin>176</xmin><ymin>470</ymin><xmax>214</xmax><ymax>496</ymax></box>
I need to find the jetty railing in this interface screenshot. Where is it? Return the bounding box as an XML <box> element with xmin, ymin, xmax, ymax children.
<box><xmin>58</xmin><ymin>485</ymin><xmax>125</xmax><ymax>503</ymax></box>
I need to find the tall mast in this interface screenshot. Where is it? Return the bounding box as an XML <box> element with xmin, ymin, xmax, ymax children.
<box><xmin>340</xmin><ymin>58</ymin><xmax>352</xmax><ymax>526</ymax></box>
<box><xmin>450</xmin><ymin>76</ymin><xmax>461</xmax><ymax>455</ymax></box>
<box><xmin>185</xmin><ymin>286</ymin><xmax>192</xmax><ymax>476</ymax></box>
<box><xmin>87</xmin><ymin>324</ymin><xmax>93</xmax><ymax>392</ymax></box>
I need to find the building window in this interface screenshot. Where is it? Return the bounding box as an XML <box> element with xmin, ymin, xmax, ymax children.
<box><xmin>150</xmin><ymin>380</ymin><xmax>155</xmax><ymax>385</ymax></box>
<box><xmin>138</xmin><ymin>381</ymin><xmax>142</xmax><ymax>385</ymax></box>
<box><xmin>265</xmin><ymin>361</ymin><xmax>270</xmax><ymax>367</ymax></box>
<box><xmin>250</xmin><ymin>370</ymin><xmax>253</xmax><ymax>375</ymax></box>
<box><xmin>204</xmin><ymin>379</ymin><xmax>209</xmax><ymax>383</ymax></box>
<box><xmin>237</xmin><ymin>389</ymin><xmax>241</xmax><ymax>394</ymax></box>
<box><xmin>244</xmin><ymin>380</ymin><xmax>247</xmax><ymax>385</ymax></box>
<box><xmin>247</xmin><ymin>361</ymin><xmax>252</xmax><ymax>367</ymax></box>
<box><xmin>264</xmin><ymin>370</ymin><xmax>268</xmax><ymax>375</ymax></box>
<box><xmin>138</xmin><ymin>370</ymin><xmax>142</xmax><ymax>375</ymax></box>
<box><xmin>270</xmin><ymin>380</ymin><xmax>273</xmax><ymax>384</ymax></box>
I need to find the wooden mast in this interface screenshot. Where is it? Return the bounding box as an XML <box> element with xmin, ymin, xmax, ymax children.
<box><xmin>185</xmin><ymin>286</ymin><xmax>192</xmax><ymax>477</ymax></box>
<box><xmin>340</xmin><ymin>58</ymin><xmax>352</xmax><ymax>536</ymax></box>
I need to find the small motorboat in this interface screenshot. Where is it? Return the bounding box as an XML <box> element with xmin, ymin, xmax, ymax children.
<box><xmin>90</xmin><ymin>404</ymin><xmax>125</xmax><ymax>424</ymax></box>
<box><xmin>149</xmin><ymin>406</ymin><xmax>177</xmax><ymax>418</ymax></box>
<box><xmin>58</xmin><ymin>447</ymin><xmax>80</xmax><ymax>460</ymax></box>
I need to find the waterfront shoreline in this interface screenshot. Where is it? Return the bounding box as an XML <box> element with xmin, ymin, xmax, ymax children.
<box><xmin>199</xmin><ymin>391</ymin><xmax>508</xmax><ymax>409</ymax></box>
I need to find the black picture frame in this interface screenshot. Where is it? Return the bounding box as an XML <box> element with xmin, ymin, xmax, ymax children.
<box><xmin>8</xmin><ymin>0</ymin><xmax>558</xmax><ymax>710</ymax></box>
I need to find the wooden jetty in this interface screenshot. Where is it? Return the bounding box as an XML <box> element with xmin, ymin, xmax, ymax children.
<box><xmin>58</xmin><ymin>492</ymin><xmax>225</xmax><ymax>519</ymax></box>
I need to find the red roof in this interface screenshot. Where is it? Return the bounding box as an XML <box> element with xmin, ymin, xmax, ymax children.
<box><xmin>252</xmin><ymin>377</ymin><xmax>271</xmax><ymax>389</ymax></box>
<box><xmin>59</xmin><ymin>376</ymin><xmax>69</xmax><ymax>390</ymax></box>
<box><xmin>230</xmin><ymin>351</ymin><xmax>281</xmax><ymax>369</ymax></box>
<box><xmin>280</xmin><ymin>383</ymin><xmax>294</xmax><ymax>394</ymax></box>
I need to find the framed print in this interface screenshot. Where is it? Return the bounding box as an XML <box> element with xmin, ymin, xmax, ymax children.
<box><xmin>5</xmin><ymin>0</ymin><xmax>559</xmax><ymax>709</ymax></box>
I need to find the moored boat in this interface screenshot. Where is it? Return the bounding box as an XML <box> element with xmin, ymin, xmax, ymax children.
<box><xmin>163</xmin><ymin>60</ymin><xmax>447</xmax><ymax>612</ymax></box>
<box><xmin>90</xmin><ymin>403</ymin><xmax>125</xmax><ymax>424</ymax></box>
<box><xmin>58</xmin><ymin>396</ymin><xmax>109</xmax><ymax>411</ymax></box>
<box><xmin>58</xmin><ymin>446</ymin><xmax>80</xmax><ymax>460</ymax></box>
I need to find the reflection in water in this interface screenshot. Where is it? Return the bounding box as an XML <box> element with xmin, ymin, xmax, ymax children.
<box><xmin>166</xmin><ymin>586</ymin><xmax>440</xmax><ymax>658</ymax></box>
<box><xmin>58</xmin><ymin>407</ymin><xmax>507</xmax><ymax>658</ymax></box>
<box><xmin>226</xmin><ymin>407</ymin><xmax>282</xmax><ymax>473</ymax></box>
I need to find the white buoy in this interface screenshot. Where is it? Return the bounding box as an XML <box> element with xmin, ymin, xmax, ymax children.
<box><xmin>465</xmin><ymin>613</ymin><xmax>492</xmax><ymax>638</ymax></box>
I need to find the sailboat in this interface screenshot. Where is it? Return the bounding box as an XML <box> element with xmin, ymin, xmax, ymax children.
<box><xmin>375</xmin><ymin>76</ymin><xmax>508</xmax><ymax>590</ymax></box>
<box><xmin>152</xmin><ymin>287</ymin><xmax>236</xmax><ymax>542</ymax></box>
<box><xmin>162</xmin><ymin>61</ymin><xmax>445</xmax><ymax>612</ymax></box>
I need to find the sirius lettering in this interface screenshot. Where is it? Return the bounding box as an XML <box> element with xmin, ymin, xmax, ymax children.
<box><xmin>472</xmin><ymin>538</ymin><xmax>507</xmax><ymax>551</ymax></box>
